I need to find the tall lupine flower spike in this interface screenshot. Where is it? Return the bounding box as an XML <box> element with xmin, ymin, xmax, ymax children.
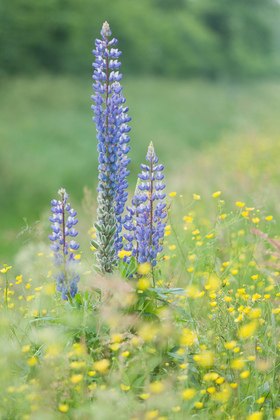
<box><xmin>91</xmin><ymin>21</ymin><xmax>131</xmax><ymax>273</ymax></box>
<box><xmin>124</xmin><ymin>142</ymin><xmax>167</xmax><ymax>267</ymax></box>
<box><xmin>49</xmin><ymin>188</ymin><xmax>80</xmax><ymax>301</ymax></box>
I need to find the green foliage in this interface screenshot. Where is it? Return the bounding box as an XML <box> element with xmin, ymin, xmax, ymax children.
<box><xmin>1</xmin><ymin>0</ymin><xmax>280</xmax><ymax>78</ymax></box>
<box><xmin>192</xmin><ymin>0</ymin><xmax>280</xmax><ymax>77</ymax></box>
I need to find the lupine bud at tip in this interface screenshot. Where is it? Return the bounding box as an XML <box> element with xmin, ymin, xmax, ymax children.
<box><xmin>101</xmin><ymin>21</ymin><xmax>112</xmax><ymax>38</ymax></box>
<box><xmin>147</xmin><ymin>141</ymin><xmax>155</xmax><ymax>161</ymax></box>
<box><xmin>58</xmin><ymin>188</ymin><xmax>66</xmax><ymax>196</ymax></box>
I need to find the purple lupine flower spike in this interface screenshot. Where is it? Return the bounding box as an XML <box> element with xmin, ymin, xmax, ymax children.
<box><xmin>91</xmin><ymin>21</ymin><xmax>131</xmax><ymax>273</ymax></box>
<box><xmin>114</xmin><ymin>91</ymin><xmax>131</xmax><ymax>251</ymax></box>
<box><xmin>124</xmin><ymin>142</ymin><xmax>167</xmax><ymax>267</ymax></box>
<box><xmin>49</xmin><ymin>188</ymin><xmax>80</xmax><ymax>300</ymax></box>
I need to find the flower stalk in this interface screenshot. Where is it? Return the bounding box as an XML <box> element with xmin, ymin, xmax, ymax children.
<box><xmin>124</xmin><ymin>142</ymin><xmax>167</xmax><ymax>268</ymax></box>
<box><xmin>91</xmin><ymin>21</ymin><xmax>131</xmax><ymax>273</ymax></box>
<box><xmin>49</xmin><ymin>188</ymin><xmax>80</xmax><ymax>301</ymax></box>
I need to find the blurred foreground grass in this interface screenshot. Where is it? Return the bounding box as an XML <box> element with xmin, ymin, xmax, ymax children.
<box><xmin>1</xmin><ymin>75</ymin><xmax>280</xmax><ymax>261</ymax></box>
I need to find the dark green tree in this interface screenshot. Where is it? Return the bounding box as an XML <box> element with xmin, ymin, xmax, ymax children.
<box><xmin>1</xmin><ymin>0</ymin><xmax>279</xmax><ymax>78</ymax></box>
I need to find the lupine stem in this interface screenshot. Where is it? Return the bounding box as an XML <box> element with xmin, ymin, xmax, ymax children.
<box><xmin>61</xmin><ymin>192</ymin><xmax>73</xmax><ymax>304</ymax></box>
<box><xmin>149</xmin><ymin>160</ymin><xmax>155</xmax><ymax>286</ymax></box>
<box><xmin>149</xmin><ymin>161</ymin><xmax>153</xmax><ymax>249</ymax></box>
<box><xmin>62</xmin><ymin>193</ymin><xmax>66</xmax><ymax>255</ymax></box>
<box><xmin>105</xmin><ymin>35</ymin><xmax>110</xmax><ymax>164</ymax></box>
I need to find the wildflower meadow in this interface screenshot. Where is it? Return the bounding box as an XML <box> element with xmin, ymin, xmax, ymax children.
<box><xmin>1</xmin><ymin>21</ymin><xmax>280</xmax><ymax>420</ymax></box>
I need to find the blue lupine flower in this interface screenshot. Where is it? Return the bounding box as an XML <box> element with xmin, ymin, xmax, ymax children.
<box><xmin>91</xmin><ymin>21</ymin><xmax>131</xmax><ymax>273</ymax></box>
<box><xmin>124</xmin><ymin>142</ymin><xmax>167</xmax><ymax>267</ymax></box>
<box><xmin>49</xmin><ymin>188</ymin><xmax>80</xmax><ymax>300</ymax></box>
<box><xmin>114</xmin><ymin>100</ymin><xmax>131</xmax><ymax>251</ymax></box>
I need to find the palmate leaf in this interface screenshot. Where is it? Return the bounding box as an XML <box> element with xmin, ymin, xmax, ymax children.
<box><xmin>167</xmin><ymin>346</ymin><xmax>183</xmax><ymax>361</ymax></box>
<box><xmin>118</xmin><ymin>256</ymin><xmax>138</xmax><ymax>278</ymax></box>
<box><xmin>143</xmin><ymin>287</ymin><xmax>192</xmax><ymax>321</ymax></box>
<box><xmin>152</xmin><ymin>287</ymin><xmax>185</xmax><ymax>296</ymax></box>
<box><xmin>145</xmin><ymin>287</ymin><xmax>185</xmax><ymax>301</ymax></box>
<box><xmin>171</xmin><ymin>304</ymin><xmax>191</xmax><ymax>322</ymax></box>
<box><xmin>132</xmin><ymin>374</ymin><xmax>146</xmax><ymax>389</ymax></box>
<box><xmin>75</xmin><ymin>293</ymin><xmax>83</xmax><ymax>305</ymax></box>
<box><xmin>135</xmin><ymin>310</ymin><xmax>160</xmax><ymax>322</ymax></box>
<box><xmin>28</xmin><ymin>316</ymin><xmax>59</xmax><ymax>324</ymax></box>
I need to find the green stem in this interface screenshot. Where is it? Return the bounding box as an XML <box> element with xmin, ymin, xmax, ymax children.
<box><xmin>169</xmin><ymin>212</ymin><xmax>189</xmax><ymax>284</ymax></box>
<box><xmin>5</xmin><ymin>272</ymin><xmax>8</xmax><ymax>306</ymax></box>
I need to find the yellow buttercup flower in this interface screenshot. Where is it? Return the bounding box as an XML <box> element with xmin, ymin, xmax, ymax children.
<box><xmin>93</xmin><ymin>359</ymin><xmax>110</xmax><ymax>373</ymax></box>
<box><xmin>238</xmin><ymin>321</ymin><xmax>258</xmax><ymax>339</ymax></box>
<box><xmin>193</xmin><ymin>351</ymin><xmax>215</xmax><ymax>368</ymax></box>
<box><xmin>212</xmin><ymin>191</ymin><xmax>221</xmax><ymax>198</ymax></box>
<box><xmin>248</xmin><ymin>308</ymin><xmax>261</xmax><ymax>319</ymax></box>
<box><xmin>137</xmin><ymin>262</ymin><xmax>152</xmax><ymax>276</ymax></box>
<box><xmin>138</xmin><ymin>324</ymin><xmax>158</xmax><ymax>342</ymax></box>
<box><xmin>275</xmin><ymin>408</ymin><xmax>280</xmax><ymax>418</ymax></box>
<box><xmin>70</xmin><ymin>361</ymin><xmax>86</xmax><ymax>369</ymax></box>
<box><xmin>118</xmin><ymin>250</ymin><xmax>132</xmax><ymax>259</ymax></box>
<box><xmin>247</xmin><ymin>412</ymin><xmax>263</xmax><ymax>420</ymax></box>
<box><xmin>183</xmin><ymin>216</ymin><xmax>194</xmax><ymax>223</ymax></box>
<box><xmin>137</xmin><ymin>277</ymin><xmax>151</xmax><ymax>290</ymax></box>
<box><xmin>240</xmin><ymin>370</ymin><xmax>250</xmax><ymax>378</ymax></box>
<box><xmin>145</xmin><ymin>411</ymin><xmax>159</xmax><ymax>420</ymax></box>
<box><xmin>88</xmin><ymin>371</ymin><xmax>96</xmax><ymax>376</ymax></box>
<box><xmin>70</xmin><ymin>374</ymin><xmax>83</xmax><ymax>384</ymax></box>
<box><xmin>28</xmin><ymin>356</ymin><xmax>37</xmax><ymax>367</ymax></box>
<box><xmin>168</xmin><ymin>245</ymin><xmax>176</xmax><ymax>250</ymax></box>
<box><xmin>120</xmin><ymin>384</ymin><xmax>130</xmax><ymax>391</ymax></box>
<box><xmin>212</xmin><ymin>383</ymin><xmax>232</xmax><ymax>403</ymax></box>
<box><xmin>231</xmin><ymin>358</ymin><xmax>245</xmax><ymax>370</ymax></box>
<box><xmin>180</xmin><ymin>328</ymin><xmax>197</xmax><ymax>347</ymax></box>
<box><xmin>0</xmin><ymin>265</ymin><xmax>12</xmax><ymax>273</ymax></box>
<box><xmin>150</xmin><ymin>381</ymin><xmax>164</xmax><ymax>394</ymax></box>
<box><xmin>206</xmin><ymin>273</ymin><xmax>221</xmax><ymax>291</ymax></box>
<box><xmin>181</xmin><ymin>388</ymin><xmax>196</xmax><ymax>399</ymax></box>
<box><xmin>59</xmin><ymin>404</ymin><xmax>69</xmax><ymax>413</ymax></box>
<box><xmin>203</xmin><ymin>372</ymin><xmax>218</xmax><ymax>381</ymax></box>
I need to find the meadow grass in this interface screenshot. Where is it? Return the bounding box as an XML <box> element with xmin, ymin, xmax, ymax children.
<box><xmin>1</xmin><ymin>164</ymin><xmax>280</xmax><ymax>419</ymax></box>
<box><xmin>1</xmin><ymin>75</ymin><xmax>280</xmax><ymax>419</ymax></box>
<box><xmin>2</xmin><ymin>75</ymin><xmax>280</xmax><ymax>260</ymax></box>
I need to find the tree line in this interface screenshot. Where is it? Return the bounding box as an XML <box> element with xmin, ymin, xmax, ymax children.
<box><xmin>1</xmin><ymin>0</ymin><xmax>280</xmax><ymax>79</ymax></box>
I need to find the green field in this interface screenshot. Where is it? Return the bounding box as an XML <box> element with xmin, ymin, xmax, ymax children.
<box><xmin>2</xmin><ymin>75</ymin><xmax>280</xmax><ymax>419</ymax></box>
<box><xmin>1</xmin><ymin>75</ymin><xmax>280</xmax><ymax>262</ymax></box>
